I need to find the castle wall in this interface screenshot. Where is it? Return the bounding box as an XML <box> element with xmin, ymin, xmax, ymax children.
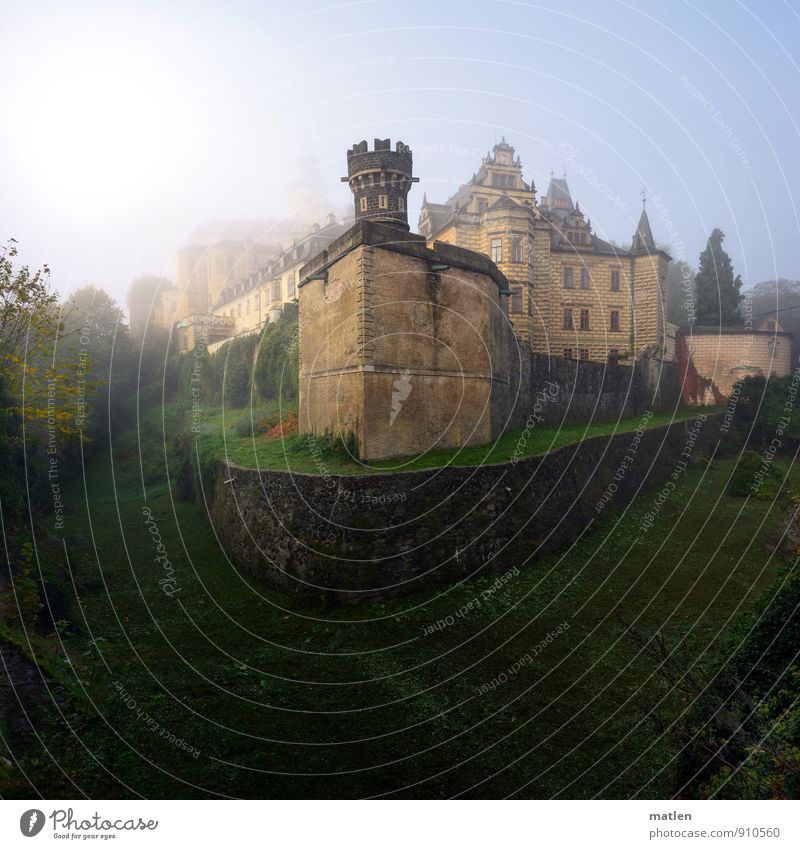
<box><xmin>205</xmin><ymin>413</ymin><xmax>720</xmax><ymax>604</ymax></box>
<box><xmin>506</xmin><ymin>352</ymin><xmax>679</xmax><ymax>429</ymax></box>
<box><xmin>681</xmin><ymin>329</ymin><xmax>792</xmax><ymax>402</ymax></box>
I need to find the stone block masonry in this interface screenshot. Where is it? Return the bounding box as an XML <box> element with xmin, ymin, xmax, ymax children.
<box><xmin>204</xmin><ymin>414</ymin><xmax>721</xmax><ymax>605</ymax></box>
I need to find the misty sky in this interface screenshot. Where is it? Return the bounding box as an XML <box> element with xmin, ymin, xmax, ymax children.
<box><xmin>2</xmin><ymin>0</ymin><xmax>799</xmax><ymax>309</ymax></box>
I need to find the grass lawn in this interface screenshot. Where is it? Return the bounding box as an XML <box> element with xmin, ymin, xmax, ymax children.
<box><xmin>9</xmin><ymin>417</ymin><xmax>790</xmax><ymax>799</ymax></box>
<box><xmin>196</xmin><ymin>405</ymin><xmax>717</xmax><ymax>475</ymax></box>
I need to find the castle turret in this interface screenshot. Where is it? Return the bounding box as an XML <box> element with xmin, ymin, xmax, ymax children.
<box><xmin>341</xmin><ymin>138</ymin><xmax>419</xmax><ymax>230</ymax></box>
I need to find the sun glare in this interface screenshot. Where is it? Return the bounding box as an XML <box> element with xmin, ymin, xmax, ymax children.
<box><xmin>16</xmin><ymin>47</ymin><xmax>182</xmax><ymax>212</ymax></box>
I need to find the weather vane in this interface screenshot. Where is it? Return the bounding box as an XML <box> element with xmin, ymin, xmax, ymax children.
<box><xmin>641</xmin><ymin>185</ymin><xmax>648</xmax><ymax>208</ymax></box>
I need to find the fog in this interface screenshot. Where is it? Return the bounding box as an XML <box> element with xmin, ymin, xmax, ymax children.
<box><xmin>2</xmin><ymin>0</ymin><xmax>799</xmax><ymax>311</ymax></box>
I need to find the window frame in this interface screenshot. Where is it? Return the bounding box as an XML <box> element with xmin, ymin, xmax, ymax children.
<box><xmin>510</xmin><ymin>286</ymin><xmax>523</xmax><ymax>314</ymax></box>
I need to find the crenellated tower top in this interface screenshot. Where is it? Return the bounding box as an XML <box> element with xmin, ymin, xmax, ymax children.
<box><xmin>341</xmin><ymin>138</ymin><xmax>419</xmax><ymax>230</ymax></box>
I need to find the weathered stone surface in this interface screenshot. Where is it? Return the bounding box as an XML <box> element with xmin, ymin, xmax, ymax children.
<box><xmin>204</xmin><ymin>414</ymin><xmax>721</xmax><ymax>605</ymax></box>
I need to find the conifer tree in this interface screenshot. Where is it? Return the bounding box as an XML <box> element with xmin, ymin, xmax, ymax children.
<box><xmin>694</xmin><ymin>228</ymin><xmax>743</xmax><ymax>325</ymax></box>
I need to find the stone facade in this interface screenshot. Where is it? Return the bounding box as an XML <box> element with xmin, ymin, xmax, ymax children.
<box><xmin>207</xmin><ymin>215</ymin><xmax>346</xmax><ymax>352</ymax></box>
<box><xmin>299</xmin><ymin>220</ymin><xmax>513</xmax><ymax>460</ymax></box>
<box><xmin>419</xmin><ymin>139</ymin><xmax>670</xmax><ymax>364</ymax></box>
<box><xmin>172</xmin><ymin>232</ymin><xmax>278</xmax><ymax>324</ymax></box>
<box><xmin>679</xmin><ymin>318</ymin><xmax>793</xmax><ymax>404</ymax></box>
<box><xmin>175</xmin><ymin>313</ymin><xmax>236</xmax><ymax>352</ymax></box>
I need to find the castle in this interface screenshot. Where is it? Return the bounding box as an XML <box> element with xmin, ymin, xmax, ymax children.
<box><xmin>297</xmin><ymin>138</ymin><xmax>673</xmax><ymax>460</ymax></box>
<box><xmin>418</xmin><ymin>138</ymin><xmax>671</xmax><ymax>362</ymax></box>
<box><xmin>155</xmin><ymin>217</ymin><xmax>347</xmax><ymax>353</ymax></box>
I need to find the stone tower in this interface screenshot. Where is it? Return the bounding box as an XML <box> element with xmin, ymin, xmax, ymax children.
<box><xmin>341</xmin><ymin>138</ymin><xmax>419</xmax><ymax>230</ymax></box>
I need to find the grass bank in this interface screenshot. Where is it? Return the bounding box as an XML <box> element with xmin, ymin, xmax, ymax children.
<box><xmin>196</xmin><ymin>405</ymin><xmax>716</xmax><ymax>475</ymax></box>
<box><xmin>2</xmin><ymin>416</ymin><xmax>790</xmax><ymax>799</ymax></box>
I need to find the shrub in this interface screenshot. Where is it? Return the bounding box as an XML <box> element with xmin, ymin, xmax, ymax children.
<box><xmin>254</xmin><ymin>311</ymin><xmax>298</xmax><ymax>403</ymax></box>
<box><xmin>726</xmin><ymin>450</ymin><xmax>774</xmax><ymax>498</ymax></box>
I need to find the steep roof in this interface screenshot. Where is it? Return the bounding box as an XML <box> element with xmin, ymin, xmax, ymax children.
<box><xmin>419</xmin><ymin>201</ymin><xmax>455</xmax><ymax>234</ymax></box>
<box><xmin>214</xmin><ymin>216</ymin><xmax>346</xmax><ymax>307</ymax></box>
<box><xmin>542</xmin><ymin>177</ymin><xmax>574</xmax><ymax>213</ymax></box>
<box><xmin>631</xmin><ymin>207</ymin><xmax>655</xmax><ymax>252</ymax></box>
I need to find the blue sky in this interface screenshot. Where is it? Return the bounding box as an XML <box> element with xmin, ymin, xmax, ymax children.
<box><xmin>1</xmin><ymin>0</ymin><xmax>799</xmax><ymax>305</ymax></box>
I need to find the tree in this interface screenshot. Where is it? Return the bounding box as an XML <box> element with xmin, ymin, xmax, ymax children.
<box><xmin>58</xmin><ymin>286</ymin><xmax>137</xmax><ymax>439</ymax></box>
<box><xmin>254</xmin><ymin>305</ymin><xmax>299</xmax><ymax>402</ymax></box>
<box><xmin>0</xmin><ymin>238</ymin><xmax>59</xmax><ymax>397</ymax></box>
<box><xmin>126</xmin><ymin>275</ymin><xmax>173</xmax><ymax>338</ymax></box>
<box><xmin>666</xmin><ymin>259</ymin><xmax>696</xmax><ymax>326</ymax></box>
<box><xmin>695</xmin><ymin>228</ymin><xmax>743</xmax><ymax>325</ymax></box>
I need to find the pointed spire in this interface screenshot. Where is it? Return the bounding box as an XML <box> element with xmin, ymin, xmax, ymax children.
<box><xmin>632</xmin><ymin>206</ymin><xmax>655</xmax><ymax>252</ymax></box>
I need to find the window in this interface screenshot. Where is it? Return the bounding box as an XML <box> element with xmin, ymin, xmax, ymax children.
<box><xmin>611</xmin><ymin>269</ymin><xmax>621</xmax><ymax>291</ymax></box>
<box><xmin>610</xmin><ymin>310</ymin><xmax>620</xmax><ymax>332</ymax></box>
<box><xmin>359</xmin><ymin>197</ymin><xmax>368</xmax><ymax>212</ymax></box>
<box><xmin>246</xmin><ymin>298</ymin><xmax>250</xmax><ymax>314</ymax></box>
<box><xmin>563</xmin><ymin>267</ymin><xmax>573</xmax><ymax>289</ymax></box>
<box><xmin>398</xmin><ymin>197</ymin><xmax>405</xmax><ymax>211</ymax></box>
<box><xmin>272</xmin><ymin>280</ymin><xmax>280</xmax><ymax>301</ymax></box>
<box><xmin>563</xmin><ymin>348</ymin><xmax>573</xmax><ymax>360</ymax></box>
<box><xmin>287</xmin><ymin>279</ymin><xmax>296</xmax><ymax>299</ymax></box>
<box><xmin>563</xmin><ymin>308</ymin><xmax>574</xmax><ymax>330</ymax></box>
<box><xmin>579</xmin><ymin>348</ymin><xmax>589</xmax><ymax>361</ymax></box>
<box><xmin>580</xmin><ymin>309</ymin><xmax>590</xmax><ymax>331</ymax></box>
<box><xmin>528</xmin><ymin>289</ymin><xmax>533</xmax><ymax>316</ymax></box>
<box><xmin>237</xmin><ymin>303</ymin><xmax>242</xmax><ymax>317</ymax></box>
<box><xmin>254</xmin><ymin>293</ymin><xmax>260</xmax><ymax>309</ymax></box>
<box><xmin>380</xmin><ymin>173</ymin><xmax>386</xmax><ymax>187</ymax></box>
<box><xmin>510</xmin><ymin>287</ymin><xmax>523</xmax><ymax>314</ymax></box>
<box><xmin>379</xmin><ymin>194</ymin><xmax>388</xmax><ymax>209</ymax></box>
<box><xmin>490</xmin><ymin>238</ymin><xmax>502</xmax><ymax>263</ymax></box>
<box><xmin>581</xmin><ymin>268</ymin><xmax>590</xmax><ymax>289</ymax></box>
<box><xmin>477</xmin><ymin>198</ymin><xmax>488</xmax><ymax>213</ymax></box>
<box><xmin>511</xmin><ymin>238</ymin><xmax>523</xmax><ymax>263</ymax></box>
